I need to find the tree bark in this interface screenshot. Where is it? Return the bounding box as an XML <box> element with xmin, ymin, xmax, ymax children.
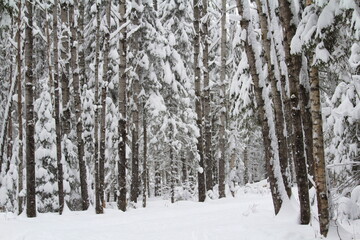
<box><xmin>202</xmin><ymin>0</ymin><xmax>213</xmax><ymax>192</ymax></box>
<box><xmin>278</xmin><ymin>0</ymin><xmax>310</xmax><ymax>224</ymax></box>
<box><xmin>69</xmin><ymin>0</ymin><xmax>89</xmax><ymax>210</ymax></box>
<box><xmin>130</xmin><ymin>78</ymin><xmax>140</xmax><ymax>203</ymax></box>
<box><xmin>99</xmin><ymin>0</ymin><xmax>112</xmax><ymax>210</ymax></box>
<box><xmin>94</xmin><ymin>2</ymin><xmax>102</xmax><ymax>214</ymax></box>
<box><xmin>237</xmin><ymin>0</ymin><xmax>283</xmax><ymax>214</ymax></box>
<box><xmin>60</xmin><ymin>1</ymin><xmax>71</xmax><ymax>166</ymax></box>
<box><xmin>193</xmin><ymin>0</ymin><xmax>206</xmax><ymax>202</ymax></box>
<box><xmin>17</xmin><ymin>0</ymin><xmax>24</xmax><ymax>215</ymax></box>
<box><xmin>142</xmin><ymin>105</ymin><xmax>147</xmax><ymax>208</ymax></box>
<box><xmin>117</xmin><ymin>0</ymin><xmax>127</xmax><ymax>212</ymax></box>
<box><xmin>25</xmin><ymin>0</ymin><xmax>36</xmax><ymax>218</ymax></box>
<box><xmin>310</xmin><ymin>60</ymin><xmax>329</xmax><ymax>237</ymax></box>
<box><xmin>218</xmin><ymin>0</ymin><xmax>227</xmax><ymax>199</ymax></box>
<box><xmin>53</xmin><ymin>0</ymin><xmax>65</xmax><ymax>215</ymax></box>
<box><xmin>255</xmin><ymin>0</ymin><xmax>291</xmax><ymax>198</ymax></box>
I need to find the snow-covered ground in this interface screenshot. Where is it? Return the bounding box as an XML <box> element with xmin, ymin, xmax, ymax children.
<box><xmin>1</xmin><ymin>182</ymin><xmax>359</xmax><ymax>240</ymax></box>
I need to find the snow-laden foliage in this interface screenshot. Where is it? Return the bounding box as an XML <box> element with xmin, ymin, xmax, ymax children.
<box><xmin>34</xmin><ymin>81</ymin><xmax>58</xmax><ymax>212</ymax></box>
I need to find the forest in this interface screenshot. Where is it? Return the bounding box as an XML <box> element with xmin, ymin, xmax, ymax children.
<box><xmin>0</xmin><ymin>0</ymin><xmax>359</xmax><ymax>239</ymax></box>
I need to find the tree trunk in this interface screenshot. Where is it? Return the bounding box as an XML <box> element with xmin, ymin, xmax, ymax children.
<box><xmin>237</xmin><ymin>0</ymin><xmax>284</xmax><ymax>215</ymax></box>
<box><xmin>299</xmin><ymin>83</ymin><xmax>315</xmax><ymax>184</ymax></box>
<box><xmin>255</xmin><ymin>0</ymin><xmax>291</xmax><ymax>198</ymax></box>
<box><xmin>243</xmin><ymin>146</ymin><xmax>249</xmax><ymax>184</ymax></box>
<box><xmin>142</xmin><ymin>105</ymin><xmax>147</xmax><ymax>208</ymax></box>
<box><xmin>193</xmin><ymin>0</ymin><xmax>206</xmax><ymax>202</ymax></box>
<box><xmin>130</xmin><ymin>77</ymin><xmax>140</xmax><ymax>203</ymax></box>
<box><xmin>118</xmin><ymin>0</ymin><xmax>127</xmax><ymax>212</ymax></box>
<box><xmin>155</xmin><ymin>161</ymin><xmax>161</xmax><ymax>197</ymax></box>
<box><xmin>53</xmin><ymin>0</ymin><xmax>65</xmax><ymax>215</ymax></box>
<box><xmin>278</xmin><ymin>0</ymin><xmax>310</xmax><ymax>224</ymax></box>
<box><xmin>25</xmin><ymin>0</ymin><xmax>36</xmax><ymax>218</ymax></box>
<box><xmin>99</xmin><ymin>0</ymin><xmax>112</xmax><ymax>210</ymax></box>
<box><xmin>202</xmin><ymin>0</ymin><xmax>212</xmax><ymax>192</ymax></box>
<box><xmin>218</xmin><ymin>0</ymin><xmax>227</xmax><ymax>199</ymax></box>
<box><xmin>94</xmin><ymin>2</ymin><xmax>102</xmax><ymax>214</ymax></box>
<box><xmin>69</xmin><ymin>0</ymin><xmax>89</xmax><ymax>210</ymax></box>
<box><xmin>17</xmin><ymin>0</ymin><xmax>24</xmax><ymax>215</ymax></box>
<box><xmin>310</xmin><ymin>60</ymin><xmax>329</xmax><ymax>237</ymax></box>
<box><xmin>60</xmin><ymin>1</ymin><xmax>71</xmax><ymax>166</ymax></box>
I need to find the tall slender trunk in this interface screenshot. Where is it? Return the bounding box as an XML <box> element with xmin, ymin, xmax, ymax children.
<box><xmin>218</xmin><ymin>0</ymin><xmax>227</xmax><ymax>199</ymax></box>
<box><xmin>278</xmin><ymin>0</ymin><xmax>310</xmax><ymax>224</ymax></box>
<box><xmin>202</xmin><ymin>0</ymin><xmax>212</xmax><ymax>192</ymax></box>
<box><xmin>60</xmin><ymin>2</ymin><xmax>71</xmax><ymax>165</ymax></box>
<box><xmin>69</xmin><ymin>0</ymin><xmax>89</xmax><ymax>210</ymax></box>
<box><xmin>53</xmin><ymin>0</ymin><xmax>65</xmax><ymax>215</ymax></box>
<box><xmin>94</xmin><ymin>2</ymin><xmax>102</xmax><ymax>214</ymax></box>
<box><xmin>265</xmin><ymin>0</ymin><xmax>296</xmax><ymax>185</ymax></box>
<box><xmin>25</xmin><ymin>0</ymin><xmax>36</xmax><ymax>218</ymax></box>
<box><xmin>237</xmin><ymin>0</ymin><xmax>283</xmax><ymax>214</ymax></box>
<box><xmin>117</xmin><ymin>0</ymin><xmax>127</xmax><ymax>212</ymax></box>
<box><xmin>170</xmin><ymin>136</ymin><xmax>175</xmax><ymax>204</ymax></box>
<box><xmin>78</xmin><ymin>0</ymin><xmax>86</xmax><ymax>87</ymax></box>
<box><xmin>309</xmin><ymin>59</ymin><xmax>329</xmax><ymax>237</ymax></box>
<box><xmin>300</xmin><ymin>83</ymin><xmax>315</xmax><ymax>183</ymax></box>
<box><xmin>193</xmin><ymin>0</ymin><xmax>206</xmax><ymax>202</ymax></box>
<box><xmin>7</xmin><ymin>54</ymin><xmax>13</xmax><ymax>174</ymax></box>
<box><xmin>45</xmin><ymin>8</ymin><xmax>54</xmax><ymax>105</ymax></box>
<box><xmin>99</xmin><ymin>0</ymin><xmax>112</xmax><ymax>210</ymax></box>
<box><xmin>255</xmin><ymin>0</ymin><xmax>291</xmax><ymax>198</ymax></box>
<box><xmin>142</xmin><ymin>105</ymin><xmax>147</xmax><ymax>208</ymax></box>
<box><xmin>130</xmin><ymin>78</ymin><xmax>140</xmax><ymax>203</ymax></box>
<box><xmin>17</xmin><ymin>0</ymin><xmax>24</xmax><ymax>215</ymax></box>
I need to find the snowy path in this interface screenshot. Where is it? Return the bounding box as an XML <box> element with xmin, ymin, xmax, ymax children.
<box><xmin>0</xmin><ymin>189</ymin><xmax>355</xmax><ymax>240</ymax></box>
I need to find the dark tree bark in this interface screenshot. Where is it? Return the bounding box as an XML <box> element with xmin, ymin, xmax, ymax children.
<box><xmin>94</xmin><ymin>2</ymin><xmax>102</xmax><ymax>214</ymax></box>
<box><xmin>193</xmin><ymin>0</ymin><xmax>206</xmax><ymax>202</ymax></box>
<box><xmin>99</xmin><ymin>0</ymin><xmax>112</xmax><ymax>210</ymax></box>
<box><xmin>218</xmin><ymin>0</ymin><xmax>227</xmax><ymax>199</ymax></box>
<box><xmin>53</xmin><ymin>0</ymin><xmax>65</xmax><ymax>215</ymax></box>
<box><xmin>60</xmin><ymin>2</ymin><xmax>71</xmax><ymax>151</ymax></box>
<box><xmin>278</xmin><ymin>0</ymin><xmax>310</xmax><ymax>224</ymax></box>
<box><xmin>202</xmin><ymin>0</ymin><xmax>213</xmax><ymax>192</ymax></box>
<box><xmin>142</xmin><ymin>105</ymin><xmax>147</xmax><ymax>208</ymax></box>
<box><xmin>25</xmin><ymin>0</ymin><xmax>36</xmax><ymax>218</ymax></box>
<box><xmin>117</xmin><ymin>0</ymin><xmax>127</xmax><ymax>212</ymax></box>
<box><xmin>17</xmin><ymin>0</ymin><xmax>24</xmax><ymax>214</ymax></box>
<box><xmin>69</xmin><ymin>0</ymin><xmax>89</xmax><ymax>210</ymax></box>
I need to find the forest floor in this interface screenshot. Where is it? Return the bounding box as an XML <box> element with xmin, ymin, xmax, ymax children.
<box><xmin>0</xmin><ymin>181</ymin><xmax>359</xmax><ymax>240</ymax></box>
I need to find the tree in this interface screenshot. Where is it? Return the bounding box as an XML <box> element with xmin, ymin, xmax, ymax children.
<box><xmin>236</xmin><ymin>0</ymin><xmax>286</xmax><ymax>214</ymax></box>
<box><xmin>25</xmin><ymin>0</ymin><xmax>36</xmax><ymax>217</ymax></box>
<box><xmin>278</xmin><ymin>0</ymin><xmax>310</xmax><ymax>224</ymax></box>
<box><xmin>193</xmin><ymin>0</ymin><xmax>206</xmax><ymax>203</ymax></box>
<box><xmin>118</xmin><ymin>0</ymin><xmax>127</xmax><ymax>212</ymax></box>
<box><xmin>16</xmin><ymin>0</ymin><xmax>24</xmax><ymax>215</ymax></box>
<box><xmin>52</xmin><ymin>0</ymin><xmax>65</xmax><ymax>214</ymax></box>
<box><xmin>69</xmin><ymin>0</ymin><xmax>89</xmax><ymax>210</ymax></box>
<box><xmin>255</xmin><ymin>0</ymin><xmax>291</xmax><ymax>197</ymax></box>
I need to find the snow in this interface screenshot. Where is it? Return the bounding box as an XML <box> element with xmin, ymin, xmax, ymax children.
<box><xmin>1</xmin><ymin>184</ymin><xmax>347</xmax><ymax>240</ymax></box>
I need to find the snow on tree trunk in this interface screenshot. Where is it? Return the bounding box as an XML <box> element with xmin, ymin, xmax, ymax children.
<box><xmin>278</xmin><ymin>0</ymin><xmax>310</xmax><ymax>224</ymax></box>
